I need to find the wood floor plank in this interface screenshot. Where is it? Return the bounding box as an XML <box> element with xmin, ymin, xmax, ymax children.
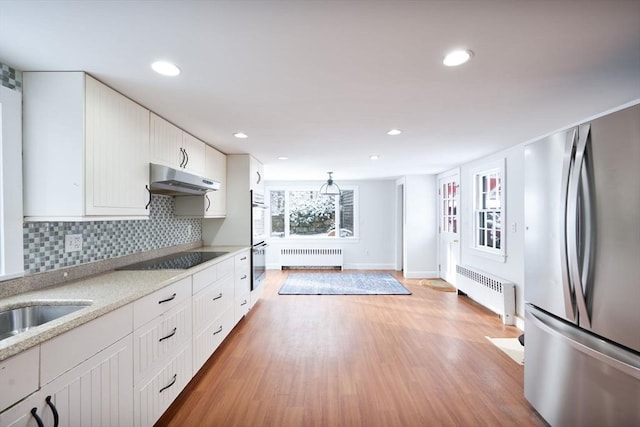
<box><xmin>156</xmin><ymin>270</ymin><xmax>545</xmax><ymax>427</ymax></box>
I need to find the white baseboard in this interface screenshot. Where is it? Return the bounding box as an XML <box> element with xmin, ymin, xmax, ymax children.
<box><xmin>514</xmin><ymin>315</ymin><xmax>525</xmax><ymax>331</ymax></box>
<box><xmin>343</xmin><ymin>263</ymin><xmax>396</xmax><ymax>270</ymax></box>
<box><xmin>403</xmin><ymin>270</ymin><xmax>439</xmax><ymax>279</ymax></box>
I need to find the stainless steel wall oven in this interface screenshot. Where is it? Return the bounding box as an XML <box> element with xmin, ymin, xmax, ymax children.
<box><xmin>251</xmin><ymin>191</ymin><xmax>268</xmax><ymax>290</ymax></box>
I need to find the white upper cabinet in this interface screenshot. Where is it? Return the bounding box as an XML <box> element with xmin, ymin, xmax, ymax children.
<box><xmin>205</xmin><ymin>146</ymin><xmax>227</xmax><ymax>217</ymax></box>
<box><xmin>23</xmin><ymin>72</ymin><xmax>150</xmax><ymax>220</ymax></box>
<box><xmin>249</xmin><ymin>155</ymin><xmax>264</xmax><ymax>194</ymax></box>
<box><xmin>150</xmin><ymin>112</ymin><xmax>206</xmax><ymax>176</ymax></box>
<box><xmin>174</xmin><ymin>144</ymin><xmax>227</xmax><ymax>218</ymax></box>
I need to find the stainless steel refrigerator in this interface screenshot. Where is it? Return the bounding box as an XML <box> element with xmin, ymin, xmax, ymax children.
<box><xmin>524</xmin><ymin>103</ymin><xmax>640</xmax><ymax>426</ymax></box>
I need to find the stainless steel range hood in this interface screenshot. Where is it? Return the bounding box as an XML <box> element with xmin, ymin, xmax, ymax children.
<box><xmin>149</xmin><ymin>163</ymin><xmax>220</xmax><ymax>195</ymax></box>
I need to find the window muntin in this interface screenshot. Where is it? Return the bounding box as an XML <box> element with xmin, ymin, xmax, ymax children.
<box><xmin>441</xmin><ymin>181</ymin><xmax>458</xmax><ymax>233</ymax></box>
<box><xmin>269</xmin><ymin>187</ymin><xmax>357</xmax><ymax>239</ymax></box>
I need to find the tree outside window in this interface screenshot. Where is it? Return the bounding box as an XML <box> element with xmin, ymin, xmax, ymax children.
<box><xmin>269</xmin><ymin>188</ymin><xmax>356</xmax><ymax>238</ymax></box>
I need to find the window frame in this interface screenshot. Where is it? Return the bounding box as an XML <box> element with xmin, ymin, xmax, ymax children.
<box><xmin>267</xmin><ymin>185</ymin><xmax>359</xmax><ymax>240</ymax></box>
<box><xmin>471</xmin><ymin>159</ymin><xmax>506</xmax><ymax>261</ymax></box>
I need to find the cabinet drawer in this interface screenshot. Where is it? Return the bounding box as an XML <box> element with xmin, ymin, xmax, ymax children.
<box><xmin>134</xmin><ymin>343</ymin><xmax>192</xmax><ymax>427</ymax></box>
<box><xmin>218</xmin><ymin>257</ymin><xmax>234</xmax><ymax>279</ymax></box>
<box><xmin>133</xmin><ymin>300</ymin><xmax>192</xmax><ymax>384</ymax></box>
<box><xmin>192</xmin><ymin>263</ymin><xmax>217</xmax><ymax>295</ymax></box>
<box><xmin>133</xmin><ymin>277</ymin><xmax>191</xmax><ymax>330</ymax></box>
<box><xmin>234</xmin><ymin>251</ymin><xmax>250</xmax><ymax>275</ymax></box>
<box><xmin>235</xmin><ymin>292</ymin><xmax>251</xmax><ymax>323</ymax></box>
<box><xmin>192</xmin><ymin>306</ymin><xmax>234</xmax><ymax>374</ymax></box>
<box><xmin>0</xmin><ymin>345</ymin><xmax>39</xmax><ymax>412</ymax></box>
<box><xmin>193</xmin><ymin>274</ymin><xmax>234</xmax><ymax>333</ymax></box>
<box><xmin>41</xmin><ymin>303</ymin><xmax>132</xmax><ymax>385</ymax></box>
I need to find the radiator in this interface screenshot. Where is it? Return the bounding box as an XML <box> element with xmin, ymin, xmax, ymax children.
<box><xmin>456</xmin><ymin>265</ymin><xmax>515</xmax><ymax>325</ymax></box>
<box><xmin>280</xmin><ymin>248</ymin><xmax>343</xmax><ymax>270</ymax></box>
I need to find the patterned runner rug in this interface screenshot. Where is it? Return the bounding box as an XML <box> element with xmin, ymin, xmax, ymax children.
<box><xmin>278</xmin><ymin>272</ymin><xmax>412</xmax><ymax>295</ymax></box>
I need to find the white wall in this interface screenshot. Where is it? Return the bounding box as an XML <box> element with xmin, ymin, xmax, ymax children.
<box><xmin>450</xmin><ymin>143</ymin><xmax>526</xmax><ymax>324</ymax></box>
<box><xmin>399</xmin><ymin>175</ymin><xmax>438</xmax><ymax>278</ymax></box>
<box><xmin>264</xmin><ymin>179</ymin><xmax>397</xmax><ymax>270</ymax></box>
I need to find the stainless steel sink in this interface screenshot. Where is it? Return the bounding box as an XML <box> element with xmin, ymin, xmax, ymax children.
<box><xmin>0</xmin><ymin>302</ymin><xmax>92</xmax><ymax>341</ymax></box>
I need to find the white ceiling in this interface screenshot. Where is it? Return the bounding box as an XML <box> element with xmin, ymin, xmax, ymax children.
<box><xmin>1</xmin><ymin>1</ymin><xmax>639</xmax><ymax>181</ymax></box>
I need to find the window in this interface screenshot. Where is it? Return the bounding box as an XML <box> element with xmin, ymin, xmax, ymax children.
<box><xmin>269</xmin><ymin>187</ymin><xmax>357</xmax><ymax>239</ymax></box>
<box><xmin>473</xmin><ymin>160</ymin><xmax>505</xmax><ymax>257</ymax></box>
<box><xmin>441</xmin><ymin>180</ymin><xmax>458</xmax><ymax>234</ymax></box>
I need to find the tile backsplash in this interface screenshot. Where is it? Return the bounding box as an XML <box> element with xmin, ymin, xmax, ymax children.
<box><xmin>23</xmin><ymin>195</ymin><xmax>202</xmax><ymax>274</ymax></box>
<box><xmin>1</xmin><ymin>62</ymin><xmax>22</xmax><ymax>92</ymax></box>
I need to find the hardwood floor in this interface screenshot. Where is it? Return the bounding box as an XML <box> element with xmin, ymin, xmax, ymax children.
<box><xmin>156</xmin><ymin>270</ymin><xmax>545</xmax><ymax>427</ymax></box>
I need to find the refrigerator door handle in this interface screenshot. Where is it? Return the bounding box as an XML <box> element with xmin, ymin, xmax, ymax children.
<box><xmin>560</xmin><ymin>128</ymin><xmax>578</xmax><ymax>321</ymax></box>
<box><xmin>569</xmin><ymin>124</ymin><xmax>592</xmax><ymax>328</ymax></box>
<box><xmin>528</xmin><ymin>307</ymin><xmax>640</xmax><ymax>380</ymax></box>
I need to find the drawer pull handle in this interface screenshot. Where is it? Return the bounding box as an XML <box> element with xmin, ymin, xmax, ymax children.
<box><xmin>159</xmin><ymin>327</ymin><xmax>177</xmax><ymax>342</ymax></box>
<box><xmin>159</xmin><ymin>293</ymin><xmax>177</xmax><ymax>304</ymax></box>
<box><xmin>213</xmin><ymin>293</ymin><xmax>223</xmax><ymax>301</ymax></box>
<box><xmin>46</xmin><ymin>396</ymin><xmax>59</xmax><ymax>427</ymax></box>
<box><xmin>241</xmin><ymin>299</ymin><xmax>248</xmax><ymax>306</ymax></box>
<box><xmin>241</xmin><ymin>275</ymin><xmax>247</xmax><ymax>280</ymax></box>
<box><xmin>240</xmin><ymin>256</ymin><xmax>247</xmax><ymax>260</ymax></box>
<box><xmin>213</xmin><ymin>325</ymin><xmax>223</xmax><ymax>335</ymax></box>
<box><xmin>159</xmin><ymin>374</ymin><xmax>177</xmax><ymax>393</ymax></box>
<box><xmin>30</xmin><ymin>408</ymin><xmax>44</xmax><ymax>427</ymax></box>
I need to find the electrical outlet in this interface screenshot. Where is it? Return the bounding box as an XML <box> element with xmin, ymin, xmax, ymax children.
<box><xmin>65</xmin><ymin>234</ymin><xmax>83</xmax><ymax>253</ymax></box>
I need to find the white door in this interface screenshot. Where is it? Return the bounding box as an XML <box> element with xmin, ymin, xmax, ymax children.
<box><xmin>438</xmin><ymin>172</ymin><xmax>460</xmax><ymax>284</ymax></box>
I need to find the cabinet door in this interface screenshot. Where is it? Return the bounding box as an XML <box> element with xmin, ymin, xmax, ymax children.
<box><xmin>249</xmin><ymin>156</ymin><xmax>264</xmax><ymax>194</ymax></box>
<box><xmin>133</xmin><ymin>300</ymin><xmax>192</xmax><ymax>384</ymax></box>
<box><xmin>192</xmin><ymin>306</ymin><xmax>234</xmax><ymax>373</ymax></box>
<box><xmin>182</xmin><ymin>133</ymin><xmax>206</xmax><ymax>176</ymax></box>
<box><xmin>150</xmin><ymin>113</ymin><xmax>183</xmax><ymax>170</ymax></box>
<box><xmin>134</xmin><ymin>343</ymin><xmax>192</xmax><ymax>427</ymax></box>
<box><xmin>85</xmin><ymin>76</ymin><xmax>150</xmax><ymax>216</ymax></box>
<box><xmin>40</xmin><ymin>335</ymin><xmax>134</xmax><ymax>427</ymax></box>
<box><xmin>205</xmin><ymin>146</ymin><xmax>227</xmax><ymax>217</ymax></box>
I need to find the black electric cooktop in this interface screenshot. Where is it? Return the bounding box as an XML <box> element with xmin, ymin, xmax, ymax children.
<box><xmin>117</xmin><ymin>251</ymin><xmax>229</xmax><ymax>270</ymax></box>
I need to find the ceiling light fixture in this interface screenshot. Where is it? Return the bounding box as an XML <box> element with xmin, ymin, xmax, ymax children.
<box><xmin>319</xmin><ymin>172</ymin><xmax>341</xmax><ymax>196</ymax></box>
<box><xmin>370</xmin><ymin>155</ymin><xmax>380</xmax><ymax>160</ymax></box>
<box><xmin>443</xmin><ymin>49</ymin><xmax>473</xmax><ymax>67</ymax></box>
<box><xmin>233</xmin><ymin>132</ymin><xmax>248</xmax><ymax>139</ymax></box>
<box><xmin>277</xmin><ymin>156</ymin><xmax>289</xmax><ymax>160</ymax></box>
<box><xmin>151</xmin><ymin>61</ymin><xmax>181</xmax><ymax>76</ymax></box>
<box><xmin>387</xmin><ymin>129</ymin><xmax>402</xmax><ymax>136</ymax></box>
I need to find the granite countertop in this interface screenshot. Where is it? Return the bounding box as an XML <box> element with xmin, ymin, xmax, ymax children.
<box><xmin>0</xmin><ymin>245</ymin><xmax>249</xmax><ymax>361</ymax></box>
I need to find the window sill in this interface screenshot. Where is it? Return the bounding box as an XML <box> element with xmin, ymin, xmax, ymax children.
<box><xmin>267</xmin><ymin>237</ymin><xmax>360</xmax><ymax>244</ymax></box>
<box><xmin>470</xmin><ymin>247</ymin><xmax>506</xmax><ymax>263</ymax></box>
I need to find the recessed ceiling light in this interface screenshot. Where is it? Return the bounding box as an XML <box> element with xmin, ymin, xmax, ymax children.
<box><xmin>443</xmin><ymin>50</ymin><xmax>473</xmax><ymax>67</ymax></box>
<box><xmin>151</xmin><ymin>61</ymin><xmax>181</xmax><ymax>76</ymax></box>
<box><xmin>370</xmin><ymin>155</ymin><xmax>380</xmax><ymax>160</ymax></box>
<box><xmin>233</xmin><ymin>132</ymin><xmax>248</xmax><ymax>139</ymax></box>
<box><xmin>387</xmin><ymin>129</ymin><xmax>402</xmax><ymax>136</ymax></box>
<box><xmin>277</xmin><ymin>156</ymin><xmax>289</xmax><ymax>160</ymax></box>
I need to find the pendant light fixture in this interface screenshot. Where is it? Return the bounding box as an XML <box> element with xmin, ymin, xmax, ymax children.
<box><xmin>319</xmin><ymin>172</ymin><xmax>341</xmax><ymax>196</ymax></box>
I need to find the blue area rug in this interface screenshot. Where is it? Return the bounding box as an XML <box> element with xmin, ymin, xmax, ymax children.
<box><xmin>278</xmin><ymin>272</ymin><xmax>411</xmax><ymax>295</ymax></box>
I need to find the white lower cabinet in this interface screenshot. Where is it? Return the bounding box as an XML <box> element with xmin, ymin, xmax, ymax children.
<box><xmin>0</xmin><ymin>249</ymin><xmax>253</xmax><ymax>427</ymax></box>
<box><xmin>234</xmin><ymin>250</ymin><xmax>251</xmax><ymax>323</ymax></box>
<box><xmin>133</xmin><ymin>343</ymin><xmax>192</xmax><ymax>427</ymax></box>
<box><xmin>0</xmin><ymin>335</ymin><xmax>134</xmax><ymax>427</ymax></box>
<box><xmin>192</xmin><ymin>265</ymin><xmax>234</xmax><ymax>372</ymax></box>
<box><xmin>132</xmin><ymin>277</ymin><xmax>193</xmax><ymax>427</ymax></box>
<box><xmin>133</xmin><ymin>300</ymin><xmax>192</xmax><ymax>384</ymax></box>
